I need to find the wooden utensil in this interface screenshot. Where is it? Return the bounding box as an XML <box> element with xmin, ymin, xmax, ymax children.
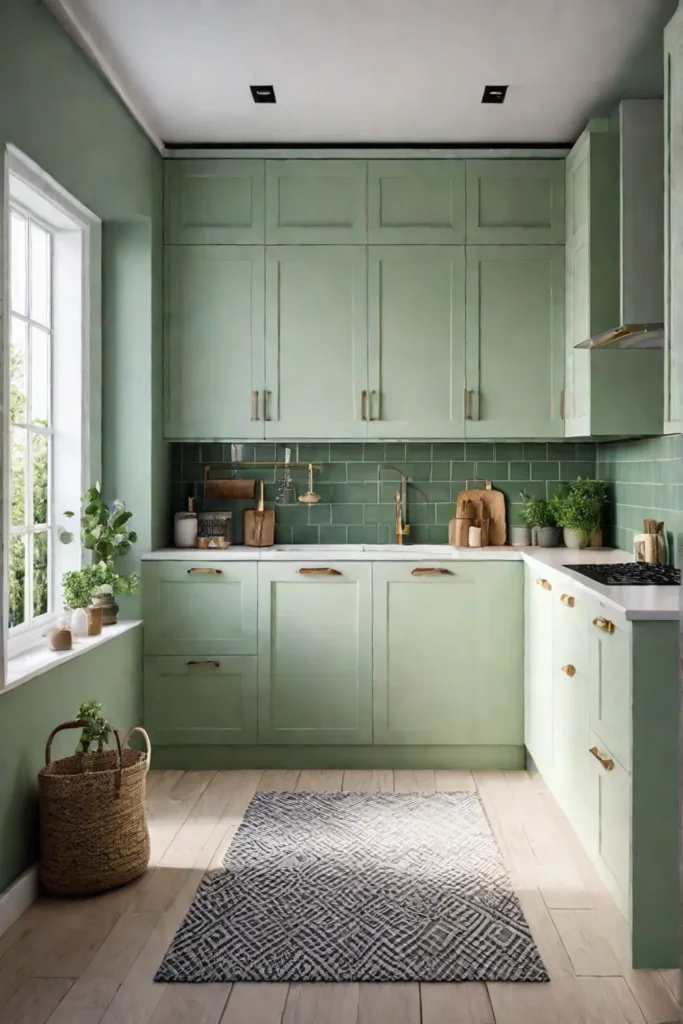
<box><xmin>298</xmin><ymin>463</ymin><xmax>321</xmax><ymax>504</ymax></box>
<box><xmin>449</xmin><ymin>516</ymin><xmax>473</xmax><ymax>547</ymax></box>
<box><xmin>244</xmin><ymin>480</ymin><xmax>275</xmax><ymax>547</ymax></box>
<box><xmin>455</xmin><ymin>481</ymin><xmax>506</xmax><ymax>545</ymax></box>
<box><xmin>204</xmin><ymin>466</ymin><xmax>256</xmax><ymax>500</ymax></box>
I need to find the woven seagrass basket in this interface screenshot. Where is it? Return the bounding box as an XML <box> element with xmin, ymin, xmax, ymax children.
<box><xmin>38</xmin><ymin>721</ymin><xmax>151</xmax><ymax>896</ymax></box>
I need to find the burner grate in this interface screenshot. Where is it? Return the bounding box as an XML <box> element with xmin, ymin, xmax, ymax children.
<box><xmin>565</xmin><ymin>563</ymin><xmax>681</xmax><ymax>586</ymax></box>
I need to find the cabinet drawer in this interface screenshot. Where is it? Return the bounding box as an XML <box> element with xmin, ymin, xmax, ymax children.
<box><xmin>143</xmin><ymin>561</ymin><xmax>257</xmax><ymax>655</ymax></box>
<box><xmin>553</xmin><ymin>585</ymin><xmax>588</xmax><ymax>679</ymax></box>
<box><xmin>588</xmin><ymin>605</ymin><xmax>631</xmax><ymax>772</ymax></box>
<box><xmin>144</xmin><ymin>656</ymin><xmax>257</xmax><ymax>746</ymax></box>
<box><xmin>589</xmin><ymin>732</ymin><xmax>631</xmax><ymax>900</ymax></box>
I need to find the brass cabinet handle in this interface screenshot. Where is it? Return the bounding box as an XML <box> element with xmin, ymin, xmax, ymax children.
<box><xmin>251</xmin><ymin>389</ymin><xmax>260</xmax><ymax>421</ymax></box>
<box><xmin>411</xmin><ymin>567</ymin><xmax>454</xmax><ymax>576</ymax></box>
<box><xmin>464</xmin><ymin>387</ymin><xmax>472</xmax><ymax>420</ymax></box>
<box><xmin>187</xmin><ymin>660</ymin><xmax>220</xmax><ymax>669</ymax></box>
<box><xmin>560</xmin><ymin>388</ymin><xmax>566</xmax><ymax>420</ymax></box>
<box><xmin>561</xmin><ymin>593</ymin><xmax>575</xmax><ymax>607</ymax></box>
<box><xmin>536</xmin><ymin>578</ymin><xmax>552</xmax><ymax>591</ymax></box>
<box><xmin>187</xmin><ymin>567</ymin><xmax>223</xmax><ymax>575</ymax></box>
<box><xmin>263</xmin><ymin>390</ymin><xmax>271</xmax><ymax>422</ymax></box>
<box><xmin>370</xmin><ymin>389</ymin><xmax>380</xmax><ymax>421</ymax></box>
<box><xmin>297</xmin><ymin>567</ymin><xmax>342</xmax><ymax>576</ymax></box>
<box><xmin>361</xmin><ymin>389</ymin><xmax>368</xmax><ymax>421</ymax></box>
<box><xmin>562</xmin><ymin>664</ymin><xmax>577</xmax><ymax>677</ymax></box>
<box><xmin>589</xmin><ymin>745</ymin><xmax>614</xmax><ymax>771</ymax></box>
<box><xmin>593</xmin><ymin>616</ymin><xmax>615</xmax><ymax>634</ymax></box>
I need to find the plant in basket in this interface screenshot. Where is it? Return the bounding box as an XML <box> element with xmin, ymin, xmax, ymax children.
<box><xmin>75</xmin><ymin>701</ymin><xmax>111</xmax><ymax>754</ymax></box>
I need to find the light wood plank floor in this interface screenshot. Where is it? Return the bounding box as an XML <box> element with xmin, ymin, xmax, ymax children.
<box><xmin>0</xmin><ymin>769</ymin><xmax>679</xmax><ymax>1024</ymax></box>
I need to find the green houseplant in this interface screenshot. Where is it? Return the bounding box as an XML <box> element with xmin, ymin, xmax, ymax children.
<box><xmin>552</xmin><ymin>478</ymin><xmax>607</xmax><ymax>549</ymax></box>
<box><xmin>75</xmin><ymin>701</ymin><xmax>111</xmax><ymax>754</ymax></box>
<box><xmin>519</xmin><ymin>492</ymin><xmax>560</xmax><ymax>547</ymax></box>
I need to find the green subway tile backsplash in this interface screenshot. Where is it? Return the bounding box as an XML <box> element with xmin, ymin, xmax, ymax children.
<box><xmin>170</xmin><ymin>440</ymin><xmax>599</xmax><ymax>544</ymax></box>
<box><xmin>597</xmin><ymin>436</ymin><xmax>683</xmax><ymax>566</ymax></box>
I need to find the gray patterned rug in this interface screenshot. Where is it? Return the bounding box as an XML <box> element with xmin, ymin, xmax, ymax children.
<box><xmin>155</xmin><ymin>791</ymin><xmax>548</xmax><ymax>983</ymax></box>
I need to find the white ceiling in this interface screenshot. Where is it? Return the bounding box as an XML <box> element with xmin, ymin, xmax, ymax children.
<box><xmin>52</xmin><ymin>0</ymin><xmax>676</xmax><ymax>147</ymax></box>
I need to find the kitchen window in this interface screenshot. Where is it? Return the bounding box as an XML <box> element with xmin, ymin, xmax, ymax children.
<box><xmin>4</xmin><ymin>146</ymin><xmax>101</xmax><ymax>660</ymax></box>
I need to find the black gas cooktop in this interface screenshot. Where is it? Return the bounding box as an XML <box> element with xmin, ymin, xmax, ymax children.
<box><xmin>566</xmin><ymin>563</ymin><xmax>681</xmax><ymax>586</ymax></box>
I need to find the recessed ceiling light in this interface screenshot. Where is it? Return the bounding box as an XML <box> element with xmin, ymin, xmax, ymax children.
<box><xmin>250</xmin><ymin>85</ymin><xmax>276</xmax><ymax>104</ymax></box>
<box><xmin>482</xmin><ymin>85</ymin><xmax>508</xmax><ymax>104</ymax></box>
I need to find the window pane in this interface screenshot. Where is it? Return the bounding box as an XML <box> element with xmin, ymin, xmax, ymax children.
<box><xmin>32</xmin><ymin>432</ymin><xmax>49</xmax><ymax>525</ymax></box>
<box><xmin>33</xmin><ymin>532</ymin><xmax>49</xmax><ymax>618</ymax></box>
<box><xmin>30</xmin><ymin>325</ymin><xmax>50</xmax><ymax>426</ymax></box>
<box><xmin>9</xmin><ymin>536</ymin><xmax>26</xmax><ymax>628</ymax></box>
<box><xmin>10</xmin><ymin>211</ymin><xmax>27</xmax><ymax>315</ymax></box>
<box><xmin>29</xmin><ymin>222</ymin><xmax>50</xmax><ymax>327</ymax></box>
<box><xmin>11</xmin><ymin>427</ymin><xmax>27</xmax><ymax>528</ymax></box>
<box><xmin>10</xmin><ymin>317</ymin><xmax>27</xmax><ymax>423</ymax></box>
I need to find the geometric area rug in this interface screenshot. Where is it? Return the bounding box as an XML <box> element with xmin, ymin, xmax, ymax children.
<box><xmin>155</xmin><ymin>791</ymin><xmax>549</xmax><ymax>983</ymax></box>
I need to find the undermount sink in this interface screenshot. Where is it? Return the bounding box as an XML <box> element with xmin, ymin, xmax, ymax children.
<box><xmin>272</xmin><ymin>543</ymin><xmax>454</xmax><ymax>554</ymax></box>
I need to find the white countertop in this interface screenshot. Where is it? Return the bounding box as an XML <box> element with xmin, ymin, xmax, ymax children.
<box><xmin>143</xmin><ymin>545</ymin><xmax>681</xmax><ymax>621</ymax></box>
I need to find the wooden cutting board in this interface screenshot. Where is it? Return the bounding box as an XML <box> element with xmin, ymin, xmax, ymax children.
<box><xmin>455</xmin><ymin>480</ymin><xmax>506</xmax><ymax>546</ymax></box>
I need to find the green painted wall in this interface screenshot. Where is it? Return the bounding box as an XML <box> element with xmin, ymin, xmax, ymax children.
<box><xmin>598</xmin><ymin>435</ymin><xmax>683</xmax><ymax>566</ymax></box>
<box><xmin>0</xmin><ymin>0</ymin><xmax>166</xmax><ymax>614</ymax></box>
<box><xmin>0</xmin><ymin>626</ymin><xmax>143</xmax><ymax>892</ymax></box>
<box><xmin>171</xmin><ymin>440</ymin><xmax>597</xmax><ymax>545</ymax></box>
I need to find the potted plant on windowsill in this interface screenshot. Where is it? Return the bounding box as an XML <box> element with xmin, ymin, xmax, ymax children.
<box><xmin>63</xmin><ymin>483</ymin><xmax>138</xmax><ymax>625</ymax></box>
<box><xmin>519</xmin><ymin>492</ymin><xmax>560</xmax><ymax>547</ymax></box>
<box><xmin>62</xmin><ymin>564</ymin><xmax>107</xmax><ymax>636</ymax></box>
<box><xmin>552</xmin><ymin>478</ymin><xmax>607</xmax><ymax>550</ymax></box>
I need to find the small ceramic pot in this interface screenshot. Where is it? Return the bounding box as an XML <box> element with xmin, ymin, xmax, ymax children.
<box><xmin>510</xmin><ymin>526</ymin><xmax>531</xmax><ymax>546</ymax></box>
<box><xmin>91</xmin><ymin>593</ymin><xmax>119</xmax><ymax>626</ymax></box>
<box><xmin>87</xmin><ymin>605</ymin><xmax>103</xmax><ymax>636</ymax></box>
<box><xmin>563</xmin><ymin>527</ymin><xmax>588</xmax><ymax>550</ymax></box>
<box><xmin>49</xmin><ymin>627</ymin><xmax>72</xmax><ymax>651</ymax></box>
<box><xmin>70</xmin><ymin>607</ymin><xmax>89</xmax><ymax>637</ymax></box>
<box><xmin>536</xmin><ymin>526</ymin><xmax>561</xmax><ymax>548</ymax></box>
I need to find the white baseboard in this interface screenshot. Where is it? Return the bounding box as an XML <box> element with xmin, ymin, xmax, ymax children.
<box><xmin>0</xmin><ymin>865</ymin><xmax>38</xmax><ymax>938</ymax></box>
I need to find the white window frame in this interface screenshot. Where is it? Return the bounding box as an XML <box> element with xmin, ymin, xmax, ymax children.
<box><xmin>3</xmin><ymin>146</ymin><xmax>101</xmax><ymax>662</ymax></box>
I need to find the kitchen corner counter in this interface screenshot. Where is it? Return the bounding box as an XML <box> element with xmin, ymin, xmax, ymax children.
<box><xmin>142</xmin><ymin>545</ymin><xmax>681</xmax><ymax>621</ymax></box>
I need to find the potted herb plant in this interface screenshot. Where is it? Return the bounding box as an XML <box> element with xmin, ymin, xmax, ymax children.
<box><xmin>62</xmin><ymin>564</ymin><xmax>108</xmax><ymax>636</ymax></box>
<box><xmin>552</xmin><ymin>478</ymin><xmax>606</xmax><ymax>549</ymax></box>
<box><xmin>519</xmin><ymin>492</ymin><xmax>560</xmax><ymax>547</ymax></box>
<box><xmin>64</xmin><ymin>484</ymin><xmax>138</xmax><ymax>624</ymax></box>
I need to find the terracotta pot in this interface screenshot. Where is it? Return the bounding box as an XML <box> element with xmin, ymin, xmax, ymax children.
<box><xmin>87</xmin><ymin>605</ymin><xmax>103</xmax><ymax>636</ymax></box>
<box><xmin>91</xmin><ymin>593</ymin><xmax>119</xmax><ymax>626</ymax></box>
<box><xmin>49</xmin><ymin>627</ymin><xmax>73</xmax><ymax>652</ymax></box>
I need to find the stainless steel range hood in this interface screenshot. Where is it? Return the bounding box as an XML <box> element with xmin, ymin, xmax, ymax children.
<box><xmin>574</xmin><ymin>100</ymin><xmax>663</xmax><ymax>351</ymax></box>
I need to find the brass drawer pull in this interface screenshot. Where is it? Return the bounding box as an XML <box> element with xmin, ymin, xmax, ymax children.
<box><xmin>370</xmin><ymin>389</ymin><xmax>379</xmax><ymax>421</ymax></box>
<box><xmin>187</xmin><ymin>661</ymin><xmax>220</xmax><ymax>669</ymax></box>
<box><xmin>361</xmin><ymin>389</ymin><xmax>368</xmax><ymax>421</ymax></box>
<box><xmin>536</xmin><ymin>578</ymin><xmax>551</xmax><ymax>591</ymax></box>
<box><xmin>187</xmin><ymin>567</ymin><xmax>223</xmax><ymax>575</ymax></box>
<box><xmin>464</xmin><ymin>387</ymin><xmax>473</xmax><ymax>420</ymax></box>
<box><xmin>593</xmin><ymin>616</ymin><xmax>615</xmax><ymax>634</ymax></box>
<box><xmin>297</xmin><ymin>567</ymin><xmax>342</xmax><ymax>576</ymax></box>
<box><xmin>251</xmin><ymin>389</ymin><xmax>260</xmax><ymax>421</ymax></box>
<box><xmin>562</xmin><ymin>664</ymin><xmax>576</xmax><ymax>677</ymax></box>
<box><xmin>263</xmin><ymin>389</ymin><xmax>271</xmax><ymax>422</ymax></box>
<box><xmin>411</xmin><ymin>567</ymin><xmax>454</xmax><ymax>576</ymax></box>
<box><xmin>561</xmin><ymin>593</ymin><xmax>575</xmax><ymax>607</ymax></box>
<box><xmin>589</xmin><ymin>745</ymin><xmax>614</xmax><ymax>771</ymax></box>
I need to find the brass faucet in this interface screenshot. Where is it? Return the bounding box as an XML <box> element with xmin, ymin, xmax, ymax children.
<box><xmin>380</xmin><ymin>466</ymin><xmax>410</xmax><ymax>544</ymax></box>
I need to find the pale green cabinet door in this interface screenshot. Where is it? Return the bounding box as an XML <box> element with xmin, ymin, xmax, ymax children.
<box><xmin>265</xmin><ymin>247</ymin><xmax>368</xmax><ymax>438</ymax></box>
<box><xmin>590</xmin><ymin>731</ymin><xmax>631</xmax><ymax>899</ymax></box>
<box><xmin>164</xmin><ymin>160</ymin><xmax>265</xmax><ymax>244</ymax></box>
<box><xmin>665</xmin><ymin>9</ymin><xmax>683</xmax><ymax>433</ymax></box>
<box><xmin>143</xmin><ymin>561</ymin><xmax>257</xmax><ymax>656</ymax></box>
<box><xmin>465</xmin><ymin>246</ymin><xmax>565</xmax><ymax>438</ymax></box>
<box><xmin>588</xmin><ymin>607</ymin><xmax>631</xmax><ymax>773</ymax></box>
<box><xmin>144</xmin><ymin>656</ymin><xmax>257</xmax><ymax>745</ymax></box>
<box><xmin>164</xmin><ymin>246</ymin><xmax>265</xmax><ymax>440</ymax></box>
<box><xmin>257</xmin><ymin>562</ymin><xmax>373</xmax><ymax>744</ymax></box>
<box><xmin>373</xmin><ymin>562</ymin><xmax>523</xmax><ymax>745</ymax></box>
<box><xmin>524</xmin><ymin>564</ymin><xmax>554</xmax><ymax>778</ymax></box>
<box><xmin>367</xmin><ymin>246</ymin><xmax>466</xmax><ymax>437</ymax></box>
<box><xmin>466</xmin><ymin>160</ymin><xmax>565</xmax><ymax>243</ymax></box>
<box><xmin>266</xmin><ymin>160</ymin><xmax>367</xmax><ymax>243</ymax></box>
<box><xmin>368</xmin><ymin>161</ymin><xmax>466</xmax><ymax>243</ymax></box>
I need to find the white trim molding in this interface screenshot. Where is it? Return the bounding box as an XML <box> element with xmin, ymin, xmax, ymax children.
<box><xmin>42</xmin><ymin>0</ymin><xmax>164</xmax><ymax>154</ymax></box>
<box><xmin>0</xmin><ymin>865</ymin><xmax>39</xmax><ymax>939</ymax></box>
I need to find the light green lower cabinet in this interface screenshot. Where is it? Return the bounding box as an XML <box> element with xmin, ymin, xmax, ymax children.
<box><xmin>144</xmin><ymin>656</ymin><xmax>257</xmax><ymax>745</ymax></box>
<box><xmin>257</xmin><ymin>563</ymin><xmax>373</xmax><ymax>744</ymax></box>
<box><xmin>373</xmin><ymin>562</ymin><xmax>523</xmax><ymax>745</ymax></box>
<box><xmin>523</xmin><ymin>565</ymin><xmax>554</xmax><ymax>777</ymax></box>
<box><xmin>590</xmin><ymin>731</ymin><xmax>630</xmax><ymax>899</ymax></box>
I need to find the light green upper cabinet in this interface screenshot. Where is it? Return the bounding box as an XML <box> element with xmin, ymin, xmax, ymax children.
<box><xmin>164</xmin><ymin>160</ymin><xmax>265</xmax><ymax>244</ymax></box>
<box><xmin>665</xmin><ymin>9</ymin><xmax>683</xmax><ymax>433</ymax></box>
<box><xmin>265</xmin><ymin>246</ymin><xmax>368</xmax><ymax>437</ymax></box>
<box><xmin>367</xmin><ymin>246</ymin><xmax>466</xmax><ymax>437</ymax></box>
<box><xmin>164</xmin><ymin>246</ymin><xmax>265</xmax><ymax>440</ymax></box>
<box><xmin>265</xmin><ymin>160</ymin><xmax>367</xmax><ymax>243</ymax></box>
<box><xmin>373</xmin><ymin>562</ymin><xmax>523</xmax><ymax>746</ymax></box>
<box><xmin>257</xmin><ymin>562</ymin><xmax>373</xmax><ymax>744</ymax></box>
<box><xmin>368</xmin><ymin>161</ymin><xmax>466</xmax><ymax>243</ymax></box>
<box><xmin>465</xmin><ymin>245</ymin><xmax>565</xmax><ymax>438</ymax></box>
<box><xmin>466</xmin><ymin>160</ymin><xmax>565</xmax><ymax>243</ymax></box>
<box><xmin>143</xmin><ymin>561</ymin><xmax>258</xmax><ymax>656</ymax></box>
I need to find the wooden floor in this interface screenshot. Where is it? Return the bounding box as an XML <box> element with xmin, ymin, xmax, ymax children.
<box><xmin>0</xmin><ymin>768</ymin><xmax>680</xmax><ymax>1024</ymax></box>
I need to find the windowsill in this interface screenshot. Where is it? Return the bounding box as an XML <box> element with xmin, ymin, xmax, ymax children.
<box><xmin>1</xmin><ymin>619</ymin><xmax>142</xmax><ymax>695</ymax></box>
